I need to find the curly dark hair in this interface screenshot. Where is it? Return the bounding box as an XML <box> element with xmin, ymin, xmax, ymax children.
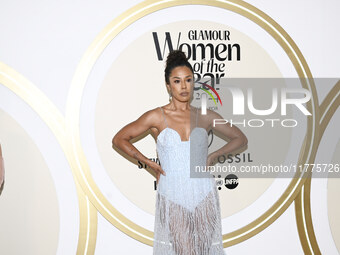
<box><xmin>164</xmin><ymin>50</ymin><xmax>194</xmax><ymax>84</ymax></box>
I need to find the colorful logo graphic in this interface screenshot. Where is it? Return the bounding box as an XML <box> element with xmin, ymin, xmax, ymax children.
<box><xmin>197</xmin><ymin>81</ymin><xmax>223</xmax><ymax>106</ymax></box>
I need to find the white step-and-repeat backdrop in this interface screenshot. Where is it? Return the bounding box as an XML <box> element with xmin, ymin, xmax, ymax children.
<box><xmin>0</xmin><ymin>0</ymin><xmax>339</xmax><ymax>254</ymax></box>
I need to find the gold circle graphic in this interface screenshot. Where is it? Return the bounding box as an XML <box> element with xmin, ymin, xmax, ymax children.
<box><xmin>65</xmin><ymin>0</ymin><xmax>320</xmax><ymax>247</ymax></box>
<box><xmin>0</xmin><ymin>62</ymin><xmax>97</xmax><ymax>255</ymax></box>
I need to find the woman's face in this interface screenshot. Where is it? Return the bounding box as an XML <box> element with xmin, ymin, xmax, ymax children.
<box><xmin>166</xmin><ymin>66</ymin><xmax>194</xmax><ymax>102</ymax></box>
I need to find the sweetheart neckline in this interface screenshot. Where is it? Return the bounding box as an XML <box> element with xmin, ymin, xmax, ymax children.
<box><xmin>156</xmin><ymin>127</ymin><xmax>208</xmax><ymax>143</ymax></box>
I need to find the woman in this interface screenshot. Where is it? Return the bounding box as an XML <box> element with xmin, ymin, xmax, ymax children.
<box><xmin>113</xmin><ymin>50</ymin><xmax>247</xmax><ymax>254</ymax></box>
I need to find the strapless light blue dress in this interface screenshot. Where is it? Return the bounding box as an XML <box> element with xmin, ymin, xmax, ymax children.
<box><xmin>153</xmin><ymin>107</ymin><xmax>226</xmax><ymax>255</ymax></box>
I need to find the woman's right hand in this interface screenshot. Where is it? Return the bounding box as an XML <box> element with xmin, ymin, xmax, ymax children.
<box><xmin>149</xmin><ymin>161</ymin><xmax>166</xmax><ymax>185</ymax></box>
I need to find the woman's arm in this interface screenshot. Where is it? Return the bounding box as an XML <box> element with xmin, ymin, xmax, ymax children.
<box><xmin>112</xmin><ymin>109</ymin><xmax>166</xmax><ymax>184</ymax></box>
<box><xmin>206</xmin><ymin>110</ymin><xmax>248</xmax><ymax>166</ymax></box>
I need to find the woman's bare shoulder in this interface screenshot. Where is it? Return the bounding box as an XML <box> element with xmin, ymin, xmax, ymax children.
<box><xmin>146</xmin><ymin>106</ymin><xmax>167</xmax><ymax>134</ymax></box>
<box><xmin>197</xmin><ymin>108</ymin><xmax>224</xmax><ymax>129</ymax></box>
<box><xmin>142</xmin><ymin>106</ymin><xmax>163</xmax><ymax>117</ymax></box>
<box><xmin>137</xmin><ymin>105</ymin><xmax>168</xmax><ymax>125</ymax></box>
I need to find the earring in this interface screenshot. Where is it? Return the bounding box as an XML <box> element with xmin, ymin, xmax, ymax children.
<box><xmin>169</xmin><ymin>92</ymin><xmax>172</xmax><ymax>102</ymax></box>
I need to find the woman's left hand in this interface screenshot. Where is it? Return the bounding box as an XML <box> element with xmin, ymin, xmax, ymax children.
<box><xmin>206</xmin><ymin>152</ymin><xmax>218</xmax><ymax>167</ymax></box>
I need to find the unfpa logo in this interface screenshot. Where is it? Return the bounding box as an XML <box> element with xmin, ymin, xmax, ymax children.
<box><xmin>225</xmin><ymin>174</ymin><xmax>239</xmax><ymax>189</ymax></box>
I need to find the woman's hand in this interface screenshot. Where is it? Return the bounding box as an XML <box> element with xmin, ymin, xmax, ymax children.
<box><xmin>149</xmin><ymin>161</ymin><xmax>166</xmax><ymax>185</ymax></box>
<box><xmin>206</xmin><ymin>152</ymin><xmax>218</xmax><ymax>168</ymax></box>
